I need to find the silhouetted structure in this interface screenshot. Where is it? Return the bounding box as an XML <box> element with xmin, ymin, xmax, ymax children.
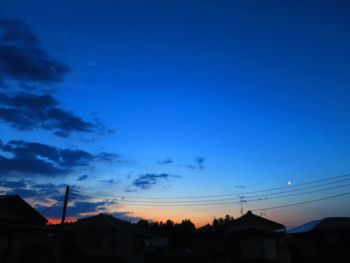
<box><xmin>191</xmin><ymin>223</ymin><xmax>221</xmax><ymax>262</ymax></box>
<box><xmin>61</xmin><ymin>213</ymin><xmax>152</xmax><ymax>263</ymax></box>
<box><xmin>137</xmin><ymin>218</ymin><xmax>195</xmax><ymax>262</ymax></box>
<box><xmin>3</xmin><ymin>194</ymin><xmax>350</xmax><ymax>263</ymax></box>
<box><xmin>0</xmin><ymin>195</ymin><xmax>47</xmax><ymax>225</ymax></box>
<box><xmin>288</xmin><ymin>217</ymin><xmax>350</xmax><ymax>263</ymax></box>
<box><xmin>191</xmin><ymin>211</ymin><xmax>291</xmax><ymax>263</ymax></box>
<box><xmin>0</xmin><ymin>195</ymin><xmax>51</xmax><ymax>263</ymax></box>
<box><xmin>223</xmin><ymin>211</ymin><xmax>290</xmax><ymax>263</ymax></box>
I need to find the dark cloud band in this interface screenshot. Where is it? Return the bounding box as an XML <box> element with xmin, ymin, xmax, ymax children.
<box><xmin>0</xmin><ymin>19</ymin><xmax>69</xmax><ymax>85</ymax></box>
<box><xmin>0</xmin><ymin>139</ymin><xmax>118</xmax><ymax>176</ymax></box>
<box><xmin>0</xmin><ymin>92</ymin><xmax>97</xmax><ymax>136</ymax></box>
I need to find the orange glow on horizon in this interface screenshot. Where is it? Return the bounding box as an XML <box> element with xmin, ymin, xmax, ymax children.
<box><xmin>47</xmin><ymin>217</ymin><xmax>77</xmax><ymax>225</ymax></box>
<box><xmin>46</xmin><ymin>209</ymin><xmax>301</xmax><ymax>228</ymax></box>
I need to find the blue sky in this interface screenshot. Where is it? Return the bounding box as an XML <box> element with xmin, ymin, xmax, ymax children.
<box><xmin>1</xmin><ymin>0</ymin><xmax>350</xmax><ymax>226</ymax></box>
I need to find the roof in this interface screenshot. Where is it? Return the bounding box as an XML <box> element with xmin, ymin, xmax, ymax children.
<box><xmin>225</xmin><ymin>211</ymin><xmax>285</xmax><ymax>234</ymax></box>
<box><xmin>0</xmin><ymin>195</ymin><xmax>47</xmax><ymax>225</ymax></box>
<box><xmin>288</xmin><ymin>217</ymin><xmax>350</xmax><ymax>234</ymax></box>
<box><xmin>287</xmin><ymin>220</ymin><xmax>321</xmax><ymax>234</ymax></box>
<box><xmin>72</xmin><ymin>213</ymin><xmax>152</xmax><ymax>237</ymax></box>
<box><xmin>195</xmin><ymin>224</ymin><xmax>217</xmax><ymax>235</ymax></box>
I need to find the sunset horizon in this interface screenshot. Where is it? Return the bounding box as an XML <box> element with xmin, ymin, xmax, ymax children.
<box><xmin>1</xmin><ymin>0</ymin><xmax>350</xmax><ymax>232</ymax></box>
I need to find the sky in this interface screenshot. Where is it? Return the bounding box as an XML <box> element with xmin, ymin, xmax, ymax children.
<box><xmin>1</xmin><ymin>0</ymin><xmax>350</xmax><ymax>227</ymax></box>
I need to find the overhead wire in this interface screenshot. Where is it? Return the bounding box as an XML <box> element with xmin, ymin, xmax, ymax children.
<box><xmin>71</xmin><ymin>182</ymin><xmax>350</xmax><ymax>206</ymax></box>
<box><xmin>70</xmin><ymin>174</ymin><xmax>350</xmax><ymax>204</ymax></box>
<box><xmin>40</xmin><ymin>196</ymin><xmax>65</xmax><ymax>214</ymax></box>
<box><xmin>252</xmin><ymin>191</ymin><xmax>350</xmax><ymax>212</ymax></box>
<box><xmin>71</xmin><ymin>173</ymin><xmax>350</xmax><ymax>200</ymax></box>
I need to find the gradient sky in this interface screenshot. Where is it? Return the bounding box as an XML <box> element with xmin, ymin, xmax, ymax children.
<box><xmin>1</xmin><ymin>0</ymin><xmax>350</xmax><ymax>227</ymax></box>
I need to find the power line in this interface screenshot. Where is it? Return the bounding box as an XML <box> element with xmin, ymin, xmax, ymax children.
<box><xmin>40</xmin><ymin>197</ymin><xmax>64</xmax><ymax>214</ymax></box>
<box><xmin>246</xmin><ymin>182</ymin><xmax>350</xmax><ymax>202</ymax></box>
<box><xmin>70</xmin><ymin>183</ymin><xmax>350</xmax><ymax>207</ymax></box>
<box><xmin>98</xmin><ymin>178</ymin><xmax>350</xmax><ymax>203</ymax></box>
<box><xmin>71</xmin><ymin>173</ymin><xmax>350</xmax><ymax>200</ymax></box>
<box><xmin>70</xmin><ymin>176</ymin><xmax>350</xmax><ymax>204</ymax></box>
<box><xmin>72</xmin><ymin>182</ymin><xmax>350</xmax><ymax>205</ymax></box>
<box><xmin>243</xmin><ymin>178</ymin><xmax>350</xmax><ymax>200</ymax></box>
<box><xmin>252</xmin><ymin>191</ymin><xmax>350</xmax><ymax>212</ymax></box>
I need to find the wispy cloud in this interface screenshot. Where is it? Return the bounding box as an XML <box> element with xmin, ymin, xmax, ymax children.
<box><xmin>100</xmin><ymin>179</ymin><xmax>119</xmax><ymax>184</ymax></box>
<box><xmin>77</xmin><ymin>174</ymin><xmax>89</xmax><ymax>181</ymax></box>
<box><xmin>186</xmin><ymin>156</ymin><xmax>205</xmax><ymax>170</ymax></box>
<box><xmin>0</xmin><ymin>180</ymin><xmax>64</xmax><ymax>199</ymax></box>
<box><xmin>131</xmin><ymin>173</ymin><xmax>179</xmax><ymax>190</ymax></box>
<box><xmin>157</xmin><ymin>157</ymin><xmax>173</xmax><ymax>165</ymax></box>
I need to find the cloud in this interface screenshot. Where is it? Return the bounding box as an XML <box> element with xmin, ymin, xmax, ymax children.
<box><xmin>132</xmin><ymin>173</ymin><xmax>179</xmax><ymax>190</ymax></box>
<box><xmin>185</xmin><ymin>164</ymin><xmax>196</xmax><ymax>170</ymax></box>
<box><xmin>35</xmin><ymin>199</ymin><xmax>140</xmax><ymax>222</ymax></box>
<box><xmin>0</xmin><ymin>180</ymin><xmax>27</xmax><ymax>188</ymax></box>
<box><xmin>77</xmin><ymin>174</ymin><xmax>88</xmax><ymax>181</ymax></box>
<box><xmin>100</xmin><ymin>179</ymin><xmax>119</xmax><ymax>184</ymax></box>
<box><xmin>68</xmin><ymin>201</ymin><xmax>111</xmax><ymax>215</ymax></box>
<box><xmin>0</xmin><ymin>19</ymin><xmax>69</xmax><ymax>85</ymax></box>
<box><xmin>5</xmin><ymin>188</ymin><xmax>38</xmax><ymax>198</ymax></box>
<box><xmin>35</xmin><ymin>199</ymin><xmax>116</xmax><ymax>218</ymax></box>
<box><xmin>0</xmin><ymin>19</ymin><xmax>39</xmax><ymax>45</ymax></box>
<box><xmin>186</xmin><ymin>156</ymin><xmax>205</xmax><ymax>170</ymax></box>
<box><xmin>0</xmin><ymin>180</ymin><xmax>63</xmax><ymax>199</ymax></box>
<box><xmin>0</xmin><ymin>92</ymin><xmax>98</xmax><ymax>137</ymax></box>
<box><xmin>0</xmin><ymin>139</ymin><xmax>118</xmax><ymax>176</ymax></box>
<box><xmin>157</xmin><ymin>157</ymin><xmax>173</xmax><ymax>165</ymax></box>
<box><xmin>109</xmin><ymin>211</ymin><xmax>142</xmax><ymax>223</ymax></box>
<box><xmin>0</xmin><ymin>180</ymin><xmax>139</xmax><ymax>221</ymax></box>
<box><xmin>195</xmin><ymin>157</ymin><xmax>205</xmax><ymax>169</ymax></box>
<box><xmin>0</xmin><ymin>20</ymin><xmax>110</xmax><ymax>137</ymax></box>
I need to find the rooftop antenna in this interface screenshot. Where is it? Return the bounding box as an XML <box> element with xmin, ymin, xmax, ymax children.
<box><xmin>239</xmin><ymin>196</ymin><xmax>246</xmax><ymax>216</ymax></box>
<box><xmin>130</xmin><ymin>211</ymin><xmax>134</xmax><ymax>223</ymax></box>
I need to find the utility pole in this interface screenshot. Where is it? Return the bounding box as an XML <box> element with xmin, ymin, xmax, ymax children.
<box><xmin>61</xmin><ymin>185</ymin><xmax>70</xmax><ymax>225</ymax></box>
<box><xmin>52</xmin><ymin>185</ymin><xmax>70</xmax><ymax>263</ymax></box>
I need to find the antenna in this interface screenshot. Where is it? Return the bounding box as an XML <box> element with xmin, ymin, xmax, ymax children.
<box><xmin>239</xmin><ymin>196</ymin><xmax>246</xmax><ymax>215</ymax></box>
<box><xmin>130</xmin><ymin>211</ymin><xmax>134</xmax><ymax>223</ymax></box>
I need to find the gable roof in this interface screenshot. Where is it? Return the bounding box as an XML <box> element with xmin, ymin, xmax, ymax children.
<box><xmin>288</xmin><ymin>217</ymin><xmax>350</xmax><ymax>234</ymax></box>
<box><xmin>0</xmin><ymin>195</ymin><xmax>47</xmax><ymax>225</ymax></box>
<box><xmin>225</xmin><ymin>211</ymin><xmax>285</xmax><ymax>234</ymax></box>
<box><xmin>72</xmin><ymin>213</ymin><xmax>151</xmax><ymax>237</ymax></box>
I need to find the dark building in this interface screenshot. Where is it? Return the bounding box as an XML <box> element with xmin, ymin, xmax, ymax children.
<box><xmin>61</xmin><ymin>213</ymin><xmax>152</xmax><ymax>263</ymax></box>
<box><xmin>191</xmin><ymin>211</ymin><xmax>291</xmax><ymax>263</ymax></box>
<box><xmin>0</xmin><ymin>195</ymin><xmax>47</xmax><ymax>225</ymax></box>
<box><xmin>223</xmin><ymin>211</ymin><xmax>290</xmax><ymax>263</ymax></box>
<box><xmin>288</xmin><ymin>217</ymin><xmax>350</xmax><ymax>263</ymax></box>
<box><xmin>0</xmin><ymin>195</ymin><xmax>51</xmax><ymax>263</ymax></box>
<box><xmin>191</xmin><ymin>223</ymin><xmax>222</xmax><ymax>263</ymax></box>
